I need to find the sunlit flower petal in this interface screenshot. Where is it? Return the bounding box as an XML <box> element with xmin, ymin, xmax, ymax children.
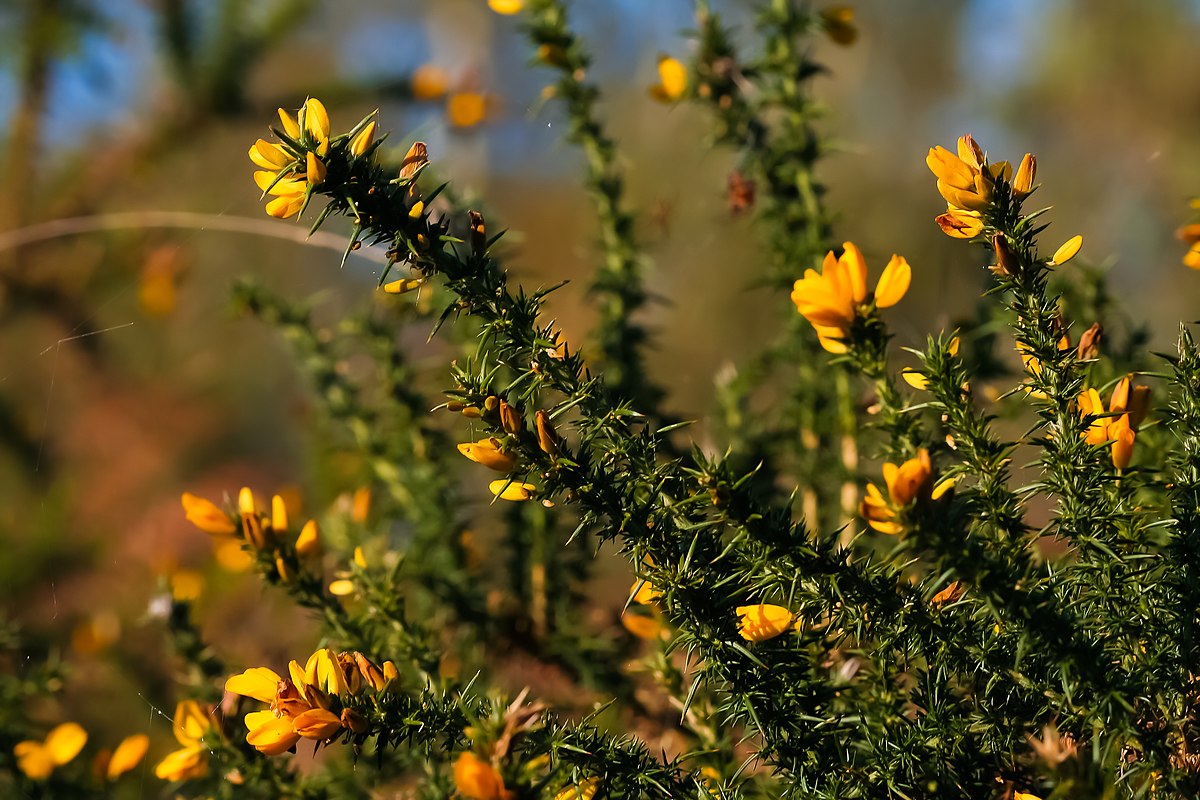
<box><xmin>736</xmin><ymin>603</ymin><xmax>795</xmax><ymax>642</ymax></box>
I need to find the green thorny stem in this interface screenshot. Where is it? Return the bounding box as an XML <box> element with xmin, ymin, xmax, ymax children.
<box><xmin>690</xmin><ymin>1</ymin><xmax>920</xmax><ymax>538</ymax></box>
<box><xmin>936</xmin><ymin>151</ymin><xmax>1198</xmax><ymax>792</ymax></box>
<box><xmin>521</xmin><ymin>0</ymin><xmax>665</xmax><ymax>419</ymax></box>
<box><xmin>245</xmin><ymin>107</ymin><xmax>1200</xmax><ymax>796</ymax></box>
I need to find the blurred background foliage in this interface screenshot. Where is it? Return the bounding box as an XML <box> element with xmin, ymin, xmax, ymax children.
<box><xmin>2</xmin><ymin>0</ymin><xmax>1199</xmax><ymax>781</ymax></box>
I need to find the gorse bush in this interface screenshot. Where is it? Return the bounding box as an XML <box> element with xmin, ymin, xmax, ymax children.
<box><xmin>5</xmin><ymin>1</ymin><xmax>1200</xmax><ymax>798</ymax></box>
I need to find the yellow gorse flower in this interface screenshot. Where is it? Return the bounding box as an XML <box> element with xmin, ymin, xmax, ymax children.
<box><xmin>489</xmin><ymin>479</ymin><xmax>537</xmax><ymax>501</ymax></box>
<box><xmin>487</xmin><ymin>0</ymin><xmax>523</xmax><ymax>14</ymax></box>
<box><xmin>1179</xmin><ymin>223</ymin><xmax>1200</xmax><ymax>270</ymax></box>
<box><xmin>14</xmin><ymin>722</ymin><xmax>87</xmax><ymax>780</ymax></box>
<box><xmin>453</xmin><ymin>751</ymin><xmax>513</xmax><ymax>800</ymax></box>
<box><xmin>247</xmin><ymin>98</ymin><xmax>343</xmax><ymax>218</ymax></box>
<box><xmin>458</xmin><ymin>437</ymin><xmax>518</xmax><ymax>471</ymax></box>
<box><xmin>1079</xmin><ymin>376</ymin><xmax>1150</xmax><ymax>470</ymax></box>
<box><xmin>447</xmin><ymin>92</ymin><xmax>488</xmax><ymax>128</ymax></box>
<box><xmin>790</xmin><ymin>242</ymin><xmax>911</xmax><ymax>353</ymax></box>
<box><xmin>98</xmin><ymin>733</ymin><xmax>149</xmax><ymax>781</ymax></box>
<box><xmin>554</xmin><ymin>777</ymin><xmax>600</xmax><ymax>800</ymax></box>
<box><xmin>155</xmin><ymin>701</ymin><xmax>211</xmax><ymax>782</ymax></box>
<box><xmin>736</xmin><ymin>603</ymin><xmax>796</xmax><ymax>642</ymax></box>
<box><xmin>859</xmin><ymin>449</ymin><xmax>954</xmax><ymax>535</ymax></box>
<box><xmin>649</xmin><ymin>55</ymin><xmax>688</xmax><ymax>102</ymax></box>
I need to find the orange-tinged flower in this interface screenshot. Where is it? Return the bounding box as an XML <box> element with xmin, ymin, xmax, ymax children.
<box><xmin>293</xmin><ymin>708</ymin><xmax>343</xmax><ymax>740</ymax></box>
<box><xmin>791</xmin><ymin>243</ymin><xmax>910</xmax><ymax>348</ymax></box>
<box><xmin>454</xmin><ymin>752</ymin><xmax>512</xmax><ymax>800</ymax></box>
<box><xmin>736</xmin><ymin>603</ymin><xmax>795</xmax><ymax>642</ymax></box>
<box><xmin>649</xmin><ymin>55</ymin><xmax>688</xmax><ymax>102</ymax></box>
<box><xmin>411</xmin><ymin>65</ymin><xmax>448</xmax><ymax>100</ymax></box>
<box><xmin>458</xmin><ymin>438</ymin><xmax>518</xmax><ymax>471</ymax></box>
<box><xmin>15</xmin><ymin>722</ymin><xmax>87</xmax><ymax>780</ymax></box>
<box><xmin>488</xmin><ymin>0</ymin><xmax>523</xmax><ymax>14</ymax></box>
<box><xmin>105</xmin><ymin>733</ymin><xmax>149</xmax><ymax>780</ymax></box>
<box><xmin>1013</xmin><ymin>153</ymin><xmax>1037</xmax><ymax>195</ymax></box>
<box><xmin>489</xmin><ymin>479</ymin><xmax>537</xmax><ymax>501</ymax></box>
<box><xmin>931</xmin><ymin>581</ymin><xmax>964</xmax><ymax>607</ymax></box>
<box><xmin>926</xmin><ymin>135</ymin><xmax>998</xmax><ymax>213</ymax></box>
<box><xmin>621</xmin><ymin>610</ymin><xmax>667</xmax><ymax>640</ymax></box>
<box><xmin>935</xmin><ymin>207</ymin><xmax>984</xmax><ymax>239</ymax></box>
<box><xmin>448</xmin><ymin>92</ymin><xmax>488</xmax><ymax>128</ymax></box>
<box><xmin>1078</xmin><ymin>376</ymin><xmax>1149</xmax><ymax>469</ymax></box>
<box><xmin>1186</xmin><ymin>243</ymin><xmax>1200</xmax><ymax>270</ymax></box>
<box><xmin>859</xmin><ymin>449</ymin><xmax>952</xmax><ymax>534</ymax></box>
<box><xmin>181</xmin><ymin>492</ymin><xmax>236</xmax><ymax>535</ymax></box>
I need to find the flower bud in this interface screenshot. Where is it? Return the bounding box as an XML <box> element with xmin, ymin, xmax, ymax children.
<box><xmin>398</xmin><ymin>141</ymin><xmax>428</xmax><ymax>183</ymax></box>
<box><xmin>535</xmin><ymin>410</ymin><xmax>559</xmax><ymax>457</ymax></box>
<box><xmin>340</xmin><ymin>708</ymin><xmax>370</xmax><ymax>734</ymax></box>
<box><xmin>469</xmin><ymin>211</ymin><xmax>487</xmax><ymax>257</ymax></box>
<box><xmin>991</xmin><ymin>233</ymin><xmax>1017</xmax><ymax>276</ymax></box>
<box><xmin>499</xmin><ymin>400</ymin><xmax>523</xmax><ymax>434</ymax></box>
<box><xmin>1013</xmin><ymin>153</ymin><xmax>1037</xmax><ymax>196</ymax></box>
<box><xmin>1076</xmin><ymin>322</ymin><xmax>1102</xmax><ymax>361</ymax></box>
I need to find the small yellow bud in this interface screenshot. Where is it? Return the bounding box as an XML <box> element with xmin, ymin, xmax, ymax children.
<box><xmin>349</xmin><ymin>119</ymin><xmax>378</xmax><ymax>157</ymax></box>
<box><xmin>1049</xmin><ymin>235</ymin><xmax>1083</xmax><ymax>267</ymax></box>
<box><xmin>1013</xmin><ymin>153</ymin><xmax>1037</xmax><ymax>195</ymax></box>
<box><xmin>408</xmin><ymin>200</ymin><xmax>425</xmax><ymax>219</ymax></box>
<box><xmin>382</xmin><ymin>277</ymin><xmax>424</xmax><ymax>294</ymax></box>
<box><xmin>296</xmin><ymin>519</ymin><xmax>321</xmax><ymax>558</ymax></box>
<box><xmin>489</xmin><ymin>480</ymin><xmax>537</xmax><ymax>501</ymax></box>
<box><xmin>306</xmin><ymin>152</ymin><xmax>326</xmax><ymax>185</ymax></box>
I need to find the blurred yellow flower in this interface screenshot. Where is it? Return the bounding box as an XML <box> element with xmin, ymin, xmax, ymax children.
<box><xmin>1014</xmin><ymin>794</ymin><xmax>1043</xmax><ymax>800</ymax></box>
<box><xmin>820</xmin><ymin>7</ymin><xmax>857</xmax><ymax>45</ymax></box>
<box><xmin>736</xmin><ymin>603</ymin><xmax>795</xmax><ymax>642</ymax></box>
<box><xmin>155</xmin><ymin>701</ymin><xmax>211</xmax><ymax>781</ymax></box>
<box><xmin>448</xmin><ymin>92</ymin><xmax>488</xmax><ymax>128</ymax></box>
<box><xmin>412</xmin><ymin>64</ymin><xmax>449</xmax><ymax>100</ymax></box>
<box><xmin>15</xmin><ymin>722</ymin><xmax>87</xmax><ymax>780</ymax></box>
<box><xmin>1177</xmin><ymin>223</ymin><xmax>1200</xmax><ymax>270</ymax></box>
<box><xmin>488</xmin><ymin>0</ymin><xmax>523</xmax><ymax>14</ymax></box>
<box><xmin>454</xmin><ymin>752</ymin><xmax>512</xmax><ymax>800</ymax></box>
<box><xmin>649</xmin><ymin>55</ymin><xmax>688</xmax><ymax>102</ymax></box>
<box><xmin>181</xmin><ymin>492</ymin><xmax>235</xmax><ymax>536</ymax></box>
<box><xmin>104</xmin><ymin>734</ymin><xmax>149</xmax><ymax>781</ymax></box>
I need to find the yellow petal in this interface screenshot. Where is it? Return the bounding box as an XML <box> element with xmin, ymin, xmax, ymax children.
<box><xmin>736</xmin><ymin>603</ymin><xmax>795</xmax><ymax>642</ymax></box>
<box><xmin>1012</xmin><ymin>153</ymin><xmax>1036</xmax><ymax>195</ymax></box>
<box><xmin>265</xmin><ymin>194</ymin><xmax>305</xmax><ymax>219</ymax></box>
<box><xmin>900</xmin><ymin>368</ymin><xmax>928</xmax><ymax>390</ymax></box>
<box><xmin>874</xmin><ymin>254</ymin><xmax>911</xmax><ymax>308</ymax></box>
<box><xmin>295</xmin><ymin>519</ymin><xmax>320</xmax><ymax>558</ymax></box>
<box><xmin>382</xmin><ymin>277</ymin><xmax>424</xmax><ymax>294</ymax></box>
<box><xmin>1110</xmin><ymin>415</ymin><xmax>1135</xmax><ymax>470</ymax></box>
<box><xmin>329</xmin><ymin>578</ymin><xmax>356</xmax><ymax>596</ymax></box>
<box><xmin>276</xmin><ymin>108</ymin><xmax>301</xmax><ymax>140</ymax></box>
<box><xmin>349</xmin><ymin>119</ymin><xmax>378</xmax><ymax>157</ymax></box>
<box><xmin>1049</xmin><ymin>235</ymin><xmax>1082</xmax><ymax>266</ymax></box>
<box><xmin>225</xmin><ymin>667</ymin><xmax>283</xmax><ymax>704</ymax></box>
<box><xmin>935</xmin><ymin>209</ymin><xmax>984</xmax><ymax>239</ymax></box>
<box><xmin>44</xmin><ymin>722</ymin><xmax>88</xmax><ymax>767</ymax></box>
<box><xmin>154</xmin><ymin>745</ymin><xmax>208</xmax><ymax>781</ymax></box>
<box><xmin>172</xmin><ymin>700</ymin><xmax>210</xmax><ymax>746</ymax></box>
<box><xmin>457</xmin><ymin>438</ymin><xmax>518</xmax><ymax>471</ymax></box>
<box><xmin>890</xmin><ymin>450</ymin><xmax>932</xmax><ymax>505</ymax></box>
<box><xmin>15</xmin><ymin>742</ymin><xmax>56</xmax><ymax>780</ymax></box>
<box><xmin>487</xmin><ymin>0</ymin><xmax>523</xmax><ymax>13</ymax></box>
<box><xmin>656</xmin><ymin>55</ymin><xmax>688</xmax><ymax>100</ymax></box>
<box><xmin>839</xmin><ymin>242</ymin><xmax>869</xmax><ymax>304</ymax></box>
<box><xmin>926</xmin><ymin>146</ymin><xmax>975</xmax><ymax>190</ymax></box>
<box><xmin>306</xmin><ymin>152</ymin><xmax>326</xmax><ymax>186</ymax></box>
<box><xmin>244</xmin><ymin>709</ymin><xmax>277</xmax><ymax>731</ymax></box>
<box><xmin>302</xmin><ymin>98</ymin><xmax>330</xmax><ymax>144</ymax></box>
<box><xmin>181</xmin><ymin>492</ymin><xmax>236</xmax><ymax>536</ymax></box>
<box><xmin>246</xmin><ymin>717</ymin><xmax>301</xmax><ymax>756</ymax></box>
<box><xmin>931</xmin><ymin>477</ymin><xmax>955</xmax><ymax>500</ymax></box>
<box><xmin>1185</xmin><ymin>243</ymin><xmax>1200</xmax><ymax>270</ymax></box>
<box><xmin>249</xmin><ymin>139</ymin><xmax>291</xmax><ymax>170</ymax></box>
<box><xmin>106</xmin><ymin>733</ymin><xmax>149</xmax><ymax>780</ymax></box>
<box><xmin>814</xmin><ymin>324</ymin><xmax>848</xmax><ymax>353</ymax></box>
<box><xmin>1014</xmin><ymin>793</ymin><xmax>1044</xmax><ymax>800</ymax></box>
<box><xmin>271</xmin><ymin>495</ymin><xmax>288</xmax><ymax>535</ymax></box>
<box><xmin>454</xmin><ymin>752</ymin><xmax>508</xmax><ymax>800</ymax></box>
<box><xmin>489</xmin><ymin>479</ymin><xmax>537</xmax><ymax>501</ymax></box>
<box><xmin>293</xmin><ymin>708</ymin><xmax>343</xmax><ymax>740</ymax></box>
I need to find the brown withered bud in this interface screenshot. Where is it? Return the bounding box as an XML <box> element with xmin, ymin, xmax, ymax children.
<box><xmin>1076</xmin><ymin>322</ymin><xmax>1103</xmax><ymax>361</ymax></box>
<box><xmin>340</xmin><ymin>708</ymin><xmax>370</xmax><ymax>734</ymax></box>
<box><xmin>398</xmin><ymin>141</ymin><xmax>428</xmax><ymax>183</ymax></box>
<box><xmin>534</xmin><ymin>410</ymin><xmax>560</xmax><ymax>457</ymax></box>
<box><xmin>272</xmin><ymin>680</ymin><xmax>309</xmax><ymax>718</ymax></box>
<box><xmin>991</xmin><ymin>233</ymin><xmax>1017</xmax><ymax>276</ymax></box>
<box><xmin>337</xmin><ymin>652</ymin><xmax>363</xmax><ymax>694</ymax></box>
<box><xmin>727</xmin><ymin>169</ymin><xmax>756</xmax><ymax>215</ymax></box>
<box><xmin>468</xmin><ymin>210</ymin><xmax>486</xmax><ymax>257</ymax></box>
<box><xmin>499</xmin><ymin>400</ymin><xmax>523</xmax><ymax>435</ymax></box>
<box><xmin>1027</xmin><ymin>723</ymin><xmax>1078</xmax><ymax>766</ymax></box>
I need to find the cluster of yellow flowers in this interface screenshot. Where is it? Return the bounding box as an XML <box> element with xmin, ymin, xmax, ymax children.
<box><xmin>225</xmin><ymin>648</ymin><xmax>393</xmax><ymax>756</ymax></box>
<box><xmin>790</xmin><ymin>241</ymin><xmax>911</xmax><ymax>352</ymax></box>
<box><xmin>181</xmin><ymin>487</ymin><xmax>321</xmax><ymax>580</ymax></box>
<box><xmin>859</xmin><ymin>449</ymin><xmax>954</xmax><ymax>535</ymax></box>
<box><xmin>248</xmin><ymin>98</ymin><xmax>377</xmax><ymax>219</ymax></box>
<box><xmin>15</xmin><ymin>721</ymin><xmax>147</xmax><ymax>783</ymax></box>
<box><xmin>1079</xmin><ymin>375</ymin><xmax>1150</xmax><ymax>470</ymax></box>
<box><xmin>455</xmin><ymin>396</ymin><xmax>564</xmax><ymax>504</ymax></box>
